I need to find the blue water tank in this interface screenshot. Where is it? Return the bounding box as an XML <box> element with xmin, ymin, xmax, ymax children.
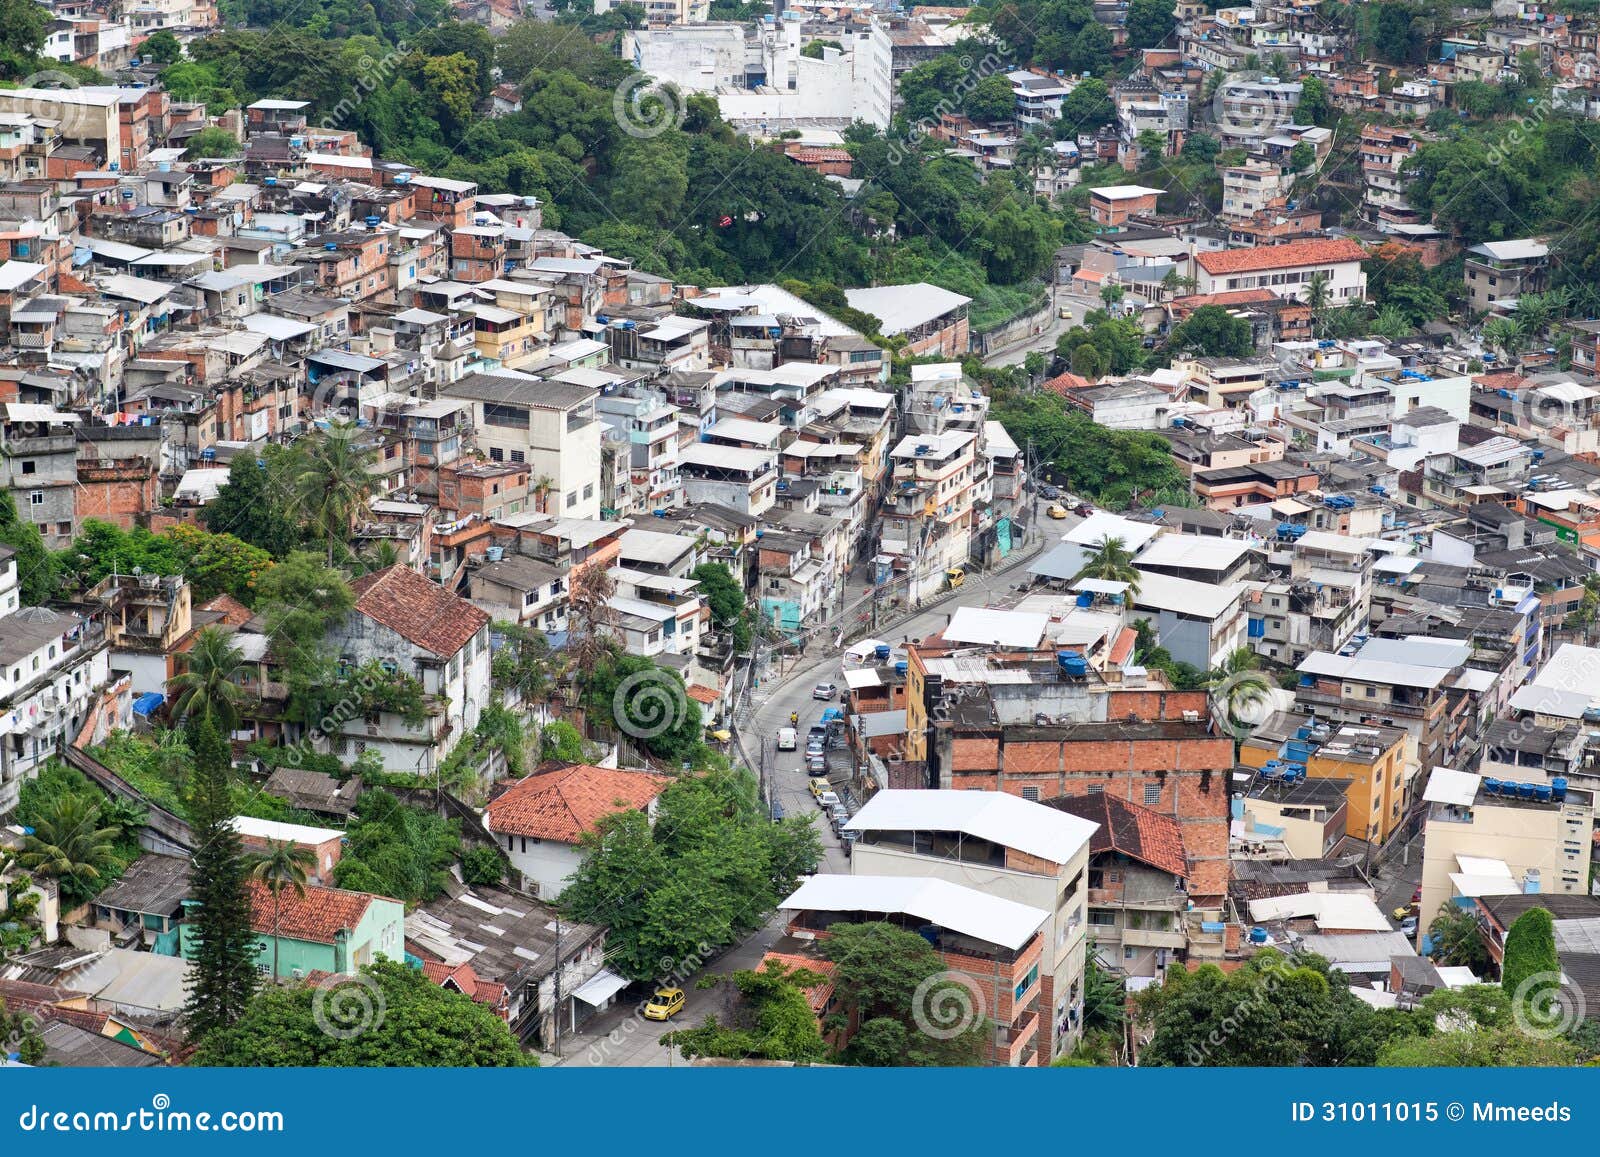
<box><xmin>1249</xmin><ymin>927</ymin><xmax>1269</xmax><ymax>944</ymax></box>
<box><xmin>894</xmin><ymin>660</ymin><xmax>908</xmax><ymax>676</ymax></box>
<box><xmin>874</xmin><ymin>644</ymin><xmax>892</xmax><ymax>661</ymax></box>
<box><xmin>1057</xmin><ymin>651</ymin><xmax>1088</xmax><ymax>678</ymax></box>
<box><xmin>1553</xmin><ymin>777</ymin><xmax>1568</xmax><ymax>801</ymax></box>
<box><xmin>1076</xmin><ymin>591</ymin><xmax>1094</xmax><ymax>608</ymax></box>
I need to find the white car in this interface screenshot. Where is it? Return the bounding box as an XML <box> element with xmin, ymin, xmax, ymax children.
<box><xmin>813</xmin><ymin>682</ymin><xmax>839</xmax><ymax>700</ymax></box>
<box><xmin>777</xmin><ymin>726</ymin><xmax>797</xmax><ymax>751</ymax></box>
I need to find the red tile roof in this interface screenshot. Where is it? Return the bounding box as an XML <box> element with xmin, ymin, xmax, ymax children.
<box><xmin>422</xmin><ymin>959</ymin><xmax>508</xmax><ymax>1013</ymax></box>
<box><xmin>1196</xmin><ymin>238</ymin><xmax>1366</xmax><ymax>276</ymax></box>
<box><xmin>1172</xmin><ymin>288</ymin><xmax>1279</xmax><ymax>310</ymax></box>
<box><xmin>1048</xmin><ymin>792</ymin><xmax>1188</xmax><ymax>877</ymax></box>
<box><xmin>760</xmin><ymin>952</ymin><xmax>837</xmax><ymax>1014</ymax></box>
<box><xmin>1041</xmin><ymin>372</ymin><xmax>1092</xmax><ymax>395</ymax></box>
<box><xmin>1473</xmin><ymin>372</ymin><xmax>1530</xmax><ymax>392</ymax></box>
<box><xmin>247</xmin><ymin>880</ymin><xmax>386</xmax><ymax>945</ymax></box>
<box><xmin>349</xmin><ymin>565</ymin><xmax>490</xmax><ymax>658</ymax></box>
<box><xmin>484</xmin><ymin>761</ymin><xmax>670</xmax><ymax>843</ymax></box>
<box><xmin>685</xmin><ymin>683</ymin><xmax>720</xmax><ymax>705</ymax></box>
<box><xmin>200</xmin><ymin>593</ymin><xmax>254</xmax><ymax>627</ymax></box>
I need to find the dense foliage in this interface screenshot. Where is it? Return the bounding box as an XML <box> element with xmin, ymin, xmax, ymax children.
<box><xmin>190</xmin><ymin>960</ymin><xmax>530</xmax><ymax>1066</ymax></box>
<box><xmin>666</xmin><ymin>959</ymin><xmax>830</xmax><ymax>1063</ymax></box>
<box><xmin>14</xmin><ymin>763</ymin><xmax>144</xmax><ymax>906</ymax></box>
<box><xmin>332</xmin><ymin>790</ymin><xmax>462</xmax><ymax>903</ymax></box>
<box><xmin>990</xmin><ymin>391</ymin><xmax>1189</xmax><ymax>509</ymax></box>
<box><xmin>561</xmin><ymin>767</ymin><xmax>821</xmax><ymax>980</ymax></box>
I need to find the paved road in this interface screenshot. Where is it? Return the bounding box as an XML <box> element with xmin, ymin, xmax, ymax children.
<box><xmin>981</xmin><ymin>289</ymin><xmax>1104</xmax><ymax>368</ymax></box>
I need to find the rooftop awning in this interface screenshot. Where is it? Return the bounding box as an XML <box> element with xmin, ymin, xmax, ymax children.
<box><xmin>570</xmin><ymin>968</ymin><xmax>628</xmax><ymax>1006</ymax></box>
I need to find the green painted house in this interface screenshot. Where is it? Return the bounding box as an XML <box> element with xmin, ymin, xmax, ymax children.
<box><xmin>181</xmin><ymin>881</ymin><xmax>405</xmax><ymax>980</ymax></box>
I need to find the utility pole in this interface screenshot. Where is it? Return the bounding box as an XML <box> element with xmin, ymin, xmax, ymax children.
<box><xmin>551</xmin><ymin>913</ymin><xmax>561</xmax><ymax>1060</ymax></box>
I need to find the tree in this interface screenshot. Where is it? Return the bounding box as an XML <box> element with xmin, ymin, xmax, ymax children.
<box><xmin>1288</xmin><ymin>140</ymin><xmax>1314</xmax><ymax>172</ymax></box>
<box><xmin>0</xmin><ymin>0</ymin><xmax>47</xmax><ymax>77</ymax></box>
<box><xmin>17</xmin><ymin>794</ymin><xmax>121</xmax><ymax>906</ymax></box>
<box><xmin>1060</xmin><ymin>77</ymin><xmax>1113</xmax><ymax>131</ymax></box>
<box><xmin>1136</xmin><ymin>950</ymin><xmax>1391</xmax><ymax>1065</ymax></box>
<box><xmin>666</xmin><ymin>959</ymin><xmax>830</xmax><ymax>1062</ymax></box>
<box><xmin>566</xmin><ymin>560</ymin><xmax>618</xmax><ymax>673</ymax></box>
<box><xmin>1297</xmin><ymin>74</ymin><xmax>1331</xmax><ymax>126</ymax></box>
<box><xmin>168</xmin><ymin>625</ymin><xmax>247</xmax><ymax>735</ymax></box>
<box><xmin>580</xmin><ymin>650</ymin><xmax>703</xmax><ymax>763</ymax></box>
<box><xmin>1072</xmin><ymin>535</ymin><xmax>1141</xmax><ymax>598</ymax></box>
<box><xmin>190</xmin><ymin>960</ymin><xmax>529</xmax><ymax>1065</ymax></box>
<box><xmin>293</xmin><ymin>423</ymin><xmax>376</xmax><ymax>562</ymax></box>
<box><xmin>1125</xmin><ymin>0</ymin><xmax>1175</xmax><ymax>50</ymax></box>
<box><xmin>800</xmin><ymin>38</ymin><xmax>842</xmax><ymax>59</ymax></box>
<box><xmin>141</xmin><ymin>28</ymin><xmax>183</xmax><ymax>63</ymax></box>
<box><xmin>1135</xmin><ymin>128</ymin><xmax>1166</xmax><ymax>159</ymax></box>
<box><xmin>183</xmin><ymin>126</ymin><xmax>242</xmax><ymax>159</ymax></box>
<box><xmin>1482</xmin><ymin>315</ymin><xmax>1525</xmax><ymax>357</ymax></box>
<box><xmin>184</xmin><ymin>718</ymin><xmax>259</xmax><ymax>1042</ymax></box>
<box><xmin>254</xmin><ymin>551</ymin><xmax>354</xmax><ymax>659</ymax></box>
<box><xmin>461</xmin><ymin>844</ymin><xmax>504</xmax><ymax>887</ymax></box>
<box><xmin>690</xmin><ymin>562</ymin><xmax>751</xmax><ymax>650</ymax></box>
<box><xmin>333</xmin><ymin>791</ymin><xmax>462</xmax><ymax>904</ymax></box>
<box><xmin>1099</xmin><ymin>283</ymin><xmax>1125</xmax><ymax>312</ymax></box>
<box><xmin>826</xmin><ymin>922</ymin><xmax>988</xmax><ymax>1066</ymax></box>
<box><xmin>248</xmin><ymin>839</ymin><xmax>315</xmax><ymax>980</ymax></box>
<box><xmin>0</xmin><ymin>491</ymin><xmax>55</xmax><ymax>605</ymax></box>
<box><xmin>202</xmin><ymin>453</ymin><xmax>298</xmax><ymax>557</ymax></box>
<box><xmin>1502</xmin><ymin>907</ymin><xmax>1560</xmax><ymax>1000</ymax></box>
<box><xmin>978</xmin><ymin>197</ymin><xmax>1060</xmax><ymax>283</ymax></box>
<box><xmin>964</xmin><ymin>74</ymin><xmax>1017</xmax><ymax>124</ymax></box>
<box><xmin>1181</xmin><ymin>132</ymin><xmax>1219</xmax><ymax>163</ymax></box>
<box><xmin>1167</xmin><ymin>304</ymin><xmax>1253</xmax><ymax>357</ymax></box>
<box><xmin>1378</xmin><ymin>1027</ymin><xmax>1579</xmax><ymax>1066</ymax></box>
<box><xmin>1206</xmin><ymin>646</ymin><xmax>1273</xmax><ymax>740</ymax></box>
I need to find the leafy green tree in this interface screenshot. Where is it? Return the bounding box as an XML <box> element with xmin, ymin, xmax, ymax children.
<box><xmin>202</xmin><ymin>453</ymin><xmax>298</xmax><ymax>557</ymax></box>
<box><xmin>580</xmin><ymin>650</ymin><xmax>703</xmax><ymax>763</ymax></box>
<box><xmin>0</xmin><ymin>0</ymin><xmax>47</xmax><ymax>77</ymax></box>
<box><xmin>1289</xmin><ymin>141</ymin><xmax>1314</xmax><ymax>172</ymax></box>
<box><xmin>1297</xmin><ymin>74</ymin><xmax>1331</xmax><ymax>125</ymax></box>
<box><xmin>183</xmin><ymin>126</ymin><xmax>241</xmax><ymax>159</ymax></box>
<box><xmin>0</xmin><ymin>999</ymin><xmax>44</xmax><ymax>1064</ymax></box>
<box><xmin>1502</xmin><ymin>907</ymin><xmax>1560</xmax><ymax>999</ymax></box>
<box><xmin>248</xmin><ymin>839</ymin><xmax>315</xmax><ymax>979</ymax></box>
<box><xmin>0</xmin><ymin>491</ymin><xmax>55</xmax><ymax>604</ymax></box>
<box><xmin>141</xmin><ymin>28</ymin><xmax>183</xmax><ymax>63</ymax></box>
<box><xmin>540</xmin><ymin>720</ymin><xmax>587</xmax><ymax>762</ymax></box>
<box><xmin>293</xmin><ymin>423</ymin><xmax>376</xmax><ymax>562</ymax></box>
<box><xmin>826</xmin><ymin>922</ymin><xmax>988</xmax><ymax>1066</ymax></box>
<box><xmin>1125</xmin><ymin>0</ymin><xmax>1175</xmax><ymax>50</ymax></box>
<box><xmin>168</xmin><ymin>625</ymin><xmax>247</xmax><ymax>735</ymax></box>
<box><xmin>184</xmin><ymin>718</ymin><xmax>259</xmax><ymax>1043</ymax></box>
<box><xmin>1060</xmin><ymin>77</ymin><xmax>1113</xmax><ymax>131</ymax></box>
<box><xmin>1168</xmin><ymin>304</ymin><xmax>1253</xmax><ymax>356</ymax></box>
<box><xmin>1181</xmin><ymin>132</ymin><xmax>1219</xmax><ymax>162</ymax></box>
<box><xmin>190</xmin><ymin>960</ymin><xmax>529</xmax><ymax>1065</ymax></box>
<box><xmin>1378</xmin><ymin>1029</ymin><xmax>1579</xmax><ymax>1066</ymax></box>
<box><xmin>965</xmin><ymin>73</ymin><xmax>1017</xmax><ymax>124</ymax></box>
<box><xmin>460</xmin><ymin>844</ymin><xmax>505</xmax><ymax>887</ymax></box>
<box><xmin>332</xmin><ymin>791</ymin><xmax>461</xmax><ymax>903</ymax></box>
<box><xmin>800</xmin><ymin>38</ymin><xmax>842</xmax><ymax>59</ymax></box>
<box><xmin>254</xmin><ymin>551</ymin><xmax>354</xmax><ymax>653</ymax></box>
<box><xmin>979</xmin><ymin>197</ymin><xmax>1061</xmax><ymax>283</ymax></box>
<box><xmin>690</xmin><ymin>562</ymin><xmax>751</xmax><ymax>650</ymax></box>
<box><xmin>666</xmin><ymin>959</ymin><xmax>829</xmax><ymax>1062</ymax></box>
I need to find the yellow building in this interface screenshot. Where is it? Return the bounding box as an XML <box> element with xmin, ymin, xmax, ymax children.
<box><xmin>1239</xmin><ymin>715</ymin><xmax>1410</xmax><ymax>844</ymax></box>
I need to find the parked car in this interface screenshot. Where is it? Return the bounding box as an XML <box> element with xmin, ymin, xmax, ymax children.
<box><xmin>810</xmin><ymin>778</ymin><xmax>831</xmax><ymax>800</ymax></box>
<box><xmin>813</xmin><ymin>682</ymin><xmax>838</xmax><ymax>699</ymax></box>
<box><xmin>1039</xmin><ymin>484</ymin><xmax>1060</xmax><ymax>500</ymax></box>
<box><xmin>1392</xmin><ymin>903</ymin><xmax>1418</xmax><ymax>921</ymax></box>
<box><xmin>1073</xmin><ymin>502</ymin><xmax>1094</xmax><ymax>517</ymax></box>
<box><xmin>808</xmin><ymin>725</ymin><xmax>827</xmax><ymax>742</ymax></box>
<box><xmin>806</xmin><ymin>755</ymin><xmax>826</xmax><ymax>774</ymax></box>
<box><xmin>642</xmin><ymin>987</ymin><xmax>685</xmax><ymax>1021</ymax></box>
<box><xmin>1047</xmin><ymin>504</ymin><xmax>1068</xmax><ymax>519</ymax></box>
<box><xmin>1400</xmin><ymin>916</ymin><xmax>1419</xmax><ymax>938</ymax></box>
<box><xmin>817</xmin><ymin>791</ymin><xmax>841</xmax><ymax>809</ymax></box>
<box><xmin>777</xmin><ymin>726</ymin><xmax>797</xmax><ymax>751</ymax></box>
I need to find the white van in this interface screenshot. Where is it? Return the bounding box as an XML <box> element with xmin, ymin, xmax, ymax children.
<box><xmin>777</xmin><ymin>726</ymin><xmax>798</xmax><ymax>750</ymax></box>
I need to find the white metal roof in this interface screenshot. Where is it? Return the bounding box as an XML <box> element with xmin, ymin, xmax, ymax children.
<box><xmin>944</xmin><ymin>606</ymin><xmax>1048</xmax><ymax>649</ymax></box>
<box><xmin>847</xmin><ymin>788</ymin><xmax>1097</xmax><ymax>865</ymax></box>
<box><xmin>1130</xmin><ymin>570</ymin><xmax>1243</xmax><ymax>620</ymax></box>
<box><xmin>780</xmin><ymin>875</ymin><xmax>1049</xmax><ymax>950</ymax></box>
<box><xmin>844</xmin><ymin>282</ymin><xmax>972</xmax><ymax>336</ymax></box>
<box><xmin>843</xmin><ymin>667</ymin><xmax>882</xmax><ymax>689</ymax></box>
<box><xmin>1135</xmin><ymin>532</ymin><xmax>1251</xmax><ymax>572</ymax></box>
<box><xmin>0</xmin><ymin>260</ymin><xmax>45</xmax><ymax>291</ymax></box>
<box><xmin>1422</xmin><ymin>766</ymin><xmax>1480</xmax><ymax>807</ymax></box>
<box><xmin>1064</xmin><ymin>512</ymin><xmax>1161</xmax><ymax>552</ymax></box>
<box><xmin>1247</xmin><ymin>891</ymin><xmax>1390</xmax><ymax>931</ymax></box>
<box><xmin>1091</xmin><ymin>184</ymin><xmax>1164</xmax><ymax>199</ymax></box>
<box><xmin>228</xmin><ymin>815</ymin><xmax>344</xmax><ymax>844</ymax></box>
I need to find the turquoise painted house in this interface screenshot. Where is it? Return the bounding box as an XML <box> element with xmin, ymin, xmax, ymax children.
<box><xmin>182</xmin><ymin>881</ymin><xmax>405</xmax><ymax>979</ymax></box>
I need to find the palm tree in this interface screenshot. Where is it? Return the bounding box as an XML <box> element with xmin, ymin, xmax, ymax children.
<box><xmin>1304</xmin><ymin>272</ymin><xmax>1330</xmax><ymax>337</ymax></box>
<box><xmin>1370</xmin><ymin>305</ymin><xmax>1413</xmax><ymax>341</ymax></box>
<box><xmin>1015</xmin><ymin>132</ymin><xmax>1051</xmax><ymax>182</ymax></box>
<box><xmin>168</xmin><ymin>626</ymin><xmax>246</xmax><ymax>735</ymax></box>
<box><xmin>355</xmin><ymin>540</ymin><xmax>400</xmax><ymax>575</ymax></box>
<box><xmin>1070</xmin><ymin>535</ymin><xmax>1141</xmax><ymax>599</ymax></box>
<box><xmin>1206</xmin><ymin>647</ymin><xmax>1273</xmax><ymax>742</ymax></box>
<box><xmin>567</xmin><ymin>561</ymin><xmax>618</xmax><ymax>672</ymax></box>
<box><xmin>1483</xmin><ymin>315</ymin><xmax>1525</xmax><ymax>359</ymax></box>
<box><xmin>533</xmin><ymin>475</ymin><xmax>555</xmax><ymax>514</ymax></box>
<box><xmin>248</xmin><ymin>839</ymin><xmax>315</xmax><ymax>980</ymax></box>
<box><xmin>19</xmin><ymin>795</ymin><xmax>121</xmax><ymax>898</ymax></box>
<box><xmin>295</xmin><ymin>422</ymin><xmax>376</xmax><ymax>563</ymax></box>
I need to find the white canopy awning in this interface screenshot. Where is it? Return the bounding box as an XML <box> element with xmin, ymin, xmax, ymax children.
<box><xmin>570</xmin><ymin>969</ymin><xmax>628</xmax><ymax>1006</ymax></box>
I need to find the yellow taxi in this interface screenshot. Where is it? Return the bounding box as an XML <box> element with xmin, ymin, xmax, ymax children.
<box><xmin>1048</xmin><ymin>503</ymin><xmax>1068</xmax><ymax>519</ymax></box>
<box><xmin>642</xmin><ymin>987</ymin><xmax>685</xmax><ymax>1021</ymax></box>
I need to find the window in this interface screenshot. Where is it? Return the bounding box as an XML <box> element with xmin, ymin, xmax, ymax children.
<box><xmin>566</xmin><ymin>491</ymin><xmax>577</xmax><ymax>508</ymax></box>
<box><xmin>1021</xmin><ymin>785</ymin><xmax>1041</xmax><ymax>802</ymax></box>
<box><xmin>19</xmin><ymin>461</ymin><xmax>34</xmax><ymax>475</ymax></box>
<box><xmin>1014</xmin><ymin>965</ymin><xmax>1039</xmax><ymax>1001</ymax></box>
<box><xmin>583</xmin><ymin>483</ymin><xmax>595</xmax><ymax>500</ymax></box>
<box><xmin>28</xmin><ymin>492</ymin><xmax>43</xmax><ymax>507</ymax></box>
<box><xmin>1144</xmin><ymin>783</ymin><xmax>1162</xmax><ymax>806</ymax></box>
<box><xmin>489</xmin><ymin>447</ymin><xmax>504</xmax><ymax>462</ymax></box>
<box><xmin>1086</xmin><ymin>783</ymin><xmax>1104</xmax><ymax>794</ymax></box>
<box><xmin>510</xmin><ymin>450</ymin><xmax>525</xmax><ymax>464</ymax></box>
<box><xmin>484</xmin><ymin>403</ymin><xmax>528</xmax><ymax>429</ymax></box>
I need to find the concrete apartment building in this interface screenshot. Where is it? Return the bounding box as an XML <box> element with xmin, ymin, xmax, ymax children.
<box><xmin>1419</xmin><ymin>766</ymin><xmax>1595</xmax><ymax>948</ymax></box>
<box><xmin>1463</xmin><ymin>239</ymin><xmax>1548</xmax><ymax>315</ymax></box>
<box><xmin>1193</xmin><ymin>238</ymin><xmax>1368</xmax><ymax>303</ymax></box>
<box><xmin>843</xmin><ymin>790</ymin><xmax>1097</xmax><ymax>1063</ymax></box>
<box><xmin>1239</xmin><ymin>713</ymin><xmax>1411</xmax><ymax>845</ymax></box>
